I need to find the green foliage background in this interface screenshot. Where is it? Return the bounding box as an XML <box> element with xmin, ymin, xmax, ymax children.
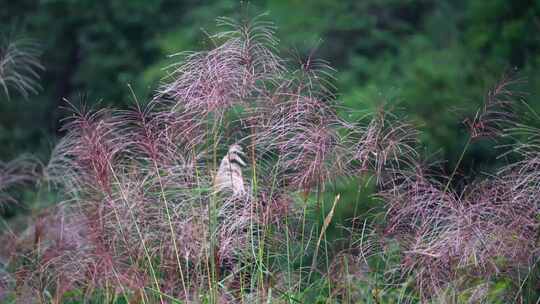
<box><xmin>1</xmin><ymin>0</ymin><xmax>539</xmax><ymax>186</ymax></box>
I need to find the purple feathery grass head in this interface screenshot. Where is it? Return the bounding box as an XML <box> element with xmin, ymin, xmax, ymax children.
<box><xmin>5</xmin><ymin>208</ymin><xmax>101</xmax><ymax>300</ymax></box>
<box><xmin>114</xmin><ymin>102</ymin><xmax>206</xmax><ymax>169</ymax></box>
<box><xmin>0</xmin><ymin>37</ymin><xmax>44</xmax><ymax>100</ymax></box>
<box><xmin>252</xmin><ymin>63</ymin><xmax>346</xmax><ymax>193</ymax></box>
<box><xmin>372</xmin><ymin>76</ymin><xmax>535</xmax><ymax>299</ymax></box>
<box><xmin>464</xmin><ymin>73</ymin><xmax>525</xmax><ymax>140</ymax></box>
<box><xmin>397</xmin><ymin>75</ymin><xmax>537</xmax><ymax>299</ymax></box>
<box><xmin>414</xmin><ymin>177</ymin><xmax>537</xmax><ymax>298</ymax></box>
<box><xmin>288</xmin><ymin>45</ymin><xmax>338</xmax><ymax>100</ymax></box>
<box><xmin>500</xmin><ymin>106</ymin><xmax>540</xmax><ymax>197</ymax></box>
<box><xmin>114</xmin><ymin>103</ymin><xmax>166</xmax><ymax>164</ymax></box>
<box><xmin>380</xmin><ymin>164</ymin><xmax>457</xmax><ymax>241</ymax></box>
<box><xmin>350</xmin><ymin>108</ymin><xmax>419</xmax><ymax>184</ymax></box>
<box><xmin>0</xmin><ymin>155</ymin><xmax>40</xmax><ymax>208</ymax></box>
<box><xmin>157</xmin><ymin>14</ymin><xmax>282</xmax><ymax>117</ymax></box>
<box><xmin>279</xmin><ymin>119</ymin><xmax>345</xmax><ymax>193</ymax></box>
<box><xmin>46</xmin><ymin>102</ymin><xmax>125</xmax><ymax>195</ymax></box>
<box><xmin>380</xmin><ymin>157</ymin><xmax>539</xmax><ymax>299</ymax></box>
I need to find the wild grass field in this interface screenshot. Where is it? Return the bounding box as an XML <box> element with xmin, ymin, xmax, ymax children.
<box><xmin>0</xmin><ymin>14</ymin><xmax>539</xmax><ymax>303</ymax></box>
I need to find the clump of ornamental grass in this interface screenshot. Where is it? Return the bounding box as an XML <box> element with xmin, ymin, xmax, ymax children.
<box><xmin>1</xmin><ymin>15</ymin><xmax>539</xmax><ymax>304</ymax></box>
<box><xmin>2</xmin><ymin>15</ymin><xmax>363</xmax><ymax>303</ymax></box>
<box><xmin>373</xmin><ymin>75</ymin><xmax>540</xmax><ymax>302</ymax></box>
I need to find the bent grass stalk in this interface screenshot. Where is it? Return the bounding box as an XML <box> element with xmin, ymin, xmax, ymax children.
<box><xmin>308</xmin><ymin>194</ymin><xmax>340</xmax><ymax>282</ymax></box>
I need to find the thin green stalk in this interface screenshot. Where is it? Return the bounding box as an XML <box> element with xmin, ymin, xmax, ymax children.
<box><xmin>443</xmin><ymin>135</ymin><xmax>472</xmax><ymax>195</ymax></box>
<box><xmin>152</xmin><ymin>161</ymin><xmax>189</xmax><ymax>299</ymax></box>
<box><xmin>298</xmin><ymin>193</ymin><xmax>309</xmax><ymax>292</ymax></box>
<box><xmin>208</xmin><ymin>114</ymin><xmax>223</xmax><ymax>303</ymax></box>
<box><xmin>108</xmin><ymin>165</ymin><xmax>161</xmax><ymax>304</ymax></box>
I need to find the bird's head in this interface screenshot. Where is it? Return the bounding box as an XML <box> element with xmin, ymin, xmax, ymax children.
<box><xmin>227</xmin><ymin>144</ymin><xmax>246</xmax><ymax>167</ymax></box>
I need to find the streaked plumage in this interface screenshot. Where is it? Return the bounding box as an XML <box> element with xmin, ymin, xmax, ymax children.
<box><xmin>213</xmin><ymin>144</ymin><xmax>246</xmax><ymax>195</ymax></box>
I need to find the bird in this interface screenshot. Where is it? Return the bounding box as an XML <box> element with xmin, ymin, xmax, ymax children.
<box><xmin>213</xmin><ymin>144</ymin><xmax>246</xmax><ymax>196</ymax></box>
